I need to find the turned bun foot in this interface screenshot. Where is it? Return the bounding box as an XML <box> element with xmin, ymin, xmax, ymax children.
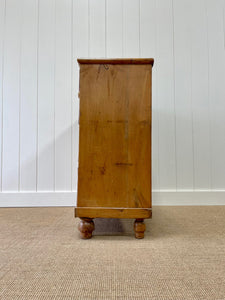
<box><xmin>78</xmin><ymin>218</ymin><xmax>95</xmax><ymax>239</ymax></box>
<box><xmin>134</xmin><ymin>219</ymin><xmax>146</xmax><ymax>239</ymax></box>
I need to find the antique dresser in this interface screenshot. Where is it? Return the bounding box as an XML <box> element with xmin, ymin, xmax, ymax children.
<box><xmin>75</xmin><ymin>58</ymin><xmax>154</xmax><ymax>239</ymax></box>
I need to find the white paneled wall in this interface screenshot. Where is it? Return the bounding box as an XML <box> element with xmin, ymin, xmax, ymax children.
<box><xmin>1</xmin><ymin>0</ymin><xmax>225</xmax><ymax>206</ymax></box>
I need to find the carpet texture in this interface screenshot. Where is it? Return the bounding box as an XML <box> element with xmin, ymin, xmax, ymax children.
<box><xmin>0</xmin><ymin>206</ymin><xmax>225</xmax><ymax>300</ymax></box>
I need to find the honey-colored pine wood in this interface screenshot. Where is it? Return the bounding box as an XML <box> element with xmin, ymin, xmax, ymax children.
<box><xmin>134</xmin><ymin>219</ymin><xmax>146</xmax><ymax>239</ymax></box>
<box><xmin>75</xmin><ymin>208</ymin><xmax>152</xmax><ymax>219</ymax></box>
<box><xmin>77</xmin><ymin>58</ymin><xmax>154</xmax><ymax>65</ymax></box>
<box><xmin>75</xmin><ymin>58</ymin><xmax>154</xmax><ymax>239</ymax></box>
<box><xmin>78</xmin><ymin>218</ymin><xmax>95</xmax><ymax>239</ymax></box>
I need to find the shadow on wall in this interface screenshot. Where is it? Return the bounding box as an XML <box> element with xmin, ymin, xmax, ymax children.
<box><xmin>2</xmin><ymin>104</ymin><xmax>194</xmax><ymax>193</ymax></box>
<box><xmin>151</xmin><ymin>103</ymin><xmax>212</xmax><ymax>190</ymax></box>
<box><xmin>2</xmin><ymin>121</ymin><xmax>79</xmax><ymax>192</ymax></box>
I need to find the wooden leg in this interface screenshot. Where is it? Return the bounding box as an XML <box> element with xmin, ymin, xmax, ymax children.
<box><xmin>134</xmin><ymin>219</ymin><xmax>146</xmax><ymax>239</ymax></box>
<box><xmin>78</xmin><ymin>218</ymin><xmax>95</xmax><ymax>239</ymax></box>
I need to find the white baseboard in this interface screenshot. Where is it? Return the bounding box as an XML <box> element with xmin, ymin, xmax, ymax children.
<box><xmin>0</xmin><ymin>192</ymin><xmax>76</xmax><ymax>207</ymax></box>
<box><xmin>0</xmin><ymin>190</ymin><xmax>225</xmax><ymax>207</ymax></box>
<box><xmin>152</xmin><ymin>190</ymin><xmax>225</xmax><ymax>205</ymax></box>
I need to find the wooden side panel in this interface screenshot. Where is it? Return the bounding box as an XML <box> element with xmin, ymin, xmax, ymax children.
<box><xmin>75</xmin><ymin>207</ymin><xmax>152</xmax><ymax>219</ymax></box>
<box><xmin>127</xmin><ymin>65</ymin><xmax>151</xmax><ymax>208</ymax></box>
<box><xmin>78</xmin><ymin>123</ymin><xmax>128</xmax><ymax>207</ymax></box>
<box><xmin>77</xmin><ymin>64</ymin><xmax>151</xmax><ymax>210</ymax></box>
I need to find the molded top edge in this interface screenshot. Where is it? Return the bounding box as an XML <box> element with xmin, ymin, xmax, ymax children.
<box><xmin>77</xmin><ymin>58</ymin><xmax>154</xmax><ymax>66</ymax></box>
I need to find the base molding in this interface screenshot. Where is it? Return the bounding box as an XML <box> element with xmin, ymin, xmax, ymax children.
<box><xmin>153</xmin><ymin>190</ymin><xmax>225</xmax><ymax>205</ymax></box>
<box><xmin>0</xmin><ymin>190</ymin><xmax>225</xmax><ymax>207</ymax></box>
<box><xmin>75</xmin><ymin>207</ymin><xmax>152</xmax><ymax>219</ymax></box>
<box><xmin>0</xmin><ymin>192</ymin><xmax>75</xmax><ymax>207</ymax></box>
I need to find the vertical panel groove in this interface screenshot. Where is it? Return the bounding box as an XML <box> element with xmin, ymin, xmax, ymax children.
<box><xmin>36</xmin><ymin>0</ymin><xmax>39</xmax><ymax>192</ymax></box>
<box><xmin>53</xmin><ymin>0</ymin><xmax>56</xmax><ymax>192</ymax></box>
<box><xmin>1</xmin><ymin>0</ymin><xmax>225</xmax><ymax>195</ymax></box>
<box><xmin>138</xmin><ymin>0</ymin><xmax>141</xmax><ymax>57</ymax></box>
<box><xmin>88</xmin><ymin>0</ymin><xmax>90</xmax><ymax>57</ymax></box>
<box><xmin>173</xmin><ymin>0</ymin><xmax>194</xmax><ymax>189</ymax></box>
<box><xmin>122</xmin><ymin>0</ymin><xmax>124</xmax><ymax>58</ymax></box>
<box><xmin>37</xmin><ymin>0</ymin><xmax>55</xmax><ymax>191</ymax></box>
<box><xmin>71</xmin><ymin>0</ymin><xmax>73</xmax><ymax>191</ymax></box>
<box><xmin>205</xmin><ymin>0</ymin><xmax>213</xmax><ymax>190</ymax></box>
<box><xmin>205</xmin><ymin>0</ymin><xmax>225</xmax><ymax>188</ymax></box>
<box><xmin>18</xmin><ymin>0</ymin><xmax>24</xmax><ymax>192</ymax></box>
<box><xmin>105</xmin><ymin>0</ymin><xmax>107</xmax><ymax>57</ymax></box>
<box><xmin>171</xmin><ymin>0</ymin><xmax>177</xmax><ymax>190</ymax></box>
<box><xmin>190</xmin><ymin>38</ymin><xmax>195</xmax><ymax>190</ymax></box>
<box><xmin>3</xmin><ymin>0</ymin><xmax>22</xmax><ymax>190</ymax></box>
<box><xmin>0</xmin><ymin>0</ymin><xmax>6</xmax><ymax>192</ymax></box>
<box><xmin>55</xmin><ymin>0</ymin><xmax>72</xmax><ymax>190</ymax></box>
<box><xmin>20</xmin><ymin>0</ymin><xmax>39</xmax><ymax>190</ymax></box>
<box><xmin>223</xmin><ymin>1</ymin><xmax>225</xmax><ymax>49</ymax></box>
<box><xmin>154</xmin><ymin>0</ymin><xmax>160</xmax><ymax>189</ymax></box>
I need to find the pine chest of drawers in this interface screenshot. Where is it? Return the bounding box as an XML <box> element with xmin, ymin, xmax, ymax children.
<box><xmin>75</xmin><ymin>58</ymin><xmax>154</xmax><ymax>239</ymax></box>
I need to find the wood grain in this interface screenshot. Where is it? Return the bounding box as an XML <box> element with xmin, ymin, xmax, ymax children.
<box><xmin>76</xmin><ymin>59</ymin><xmax>153</xmax><ymax>220</ymax></box>
<box><xmin>78</xmin><ymin>218</ymin><xmax>95</xmax><ymax>239</ymax></box>
<box><xmin>77</xmin><ymin>58</ymin><xmax>154</xmax><ymax>65</ymax></box>
<box><xmin>134</xmin><ymin>219</ymin><xmax>146</xmax><ymax>239</ymax></box>
<box><xmin>75</xmin><ymin>208</ymin><xmax>152</xmax><ymax>219</ymax></box>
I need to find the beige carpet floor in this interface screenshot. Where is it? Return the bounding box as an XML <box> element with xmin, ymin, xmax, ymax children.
<box><xmin>0</xmin><ymin>206</ymin><xmax>225</xmax><ymax>300</ymax></box>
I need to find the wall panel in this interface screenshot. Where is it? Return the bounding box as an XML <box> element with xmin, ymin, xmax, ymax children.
<box><xmin>89</xmin><ymin>0</ymin><xmax>105</xmax><ymax>57</ymax></box>
<box><xmin>20</xmin><ymin>0</ymin><xmax>38</xmax><ymax>191</ymax></box>
<box><xmin>37</xmin><ymin>0</ymin><xmax>55</xmax><ymax>191</ymax></box>
<box><xmin>140</xmin><ymin>0</ymin><xmax>159</xmax><ymax>190</ymax></box>
<box><xmin>72</xmin><ymin>0</ymin><xmax>89</xmax><ymax>191</ymax></box>
<box><xmin>190</xmin><ymin>0</ymin><xmax>211</xmax><ymax>189</ymax></box>
<box><xmin>106</xmin><ymin>0</ymin><xmax>123</xmax><ymax>58</ymax></box>
<box><xmin>2</xmin><ymin>0</ymin><xmax>21</xmax><ymax>191</ymax></box>
<box><xmin>0</xmin><ymin>0</ymin><xmax>6</xmax><ymax>191</ymax></box>
<box><xmin>1</xmin><ymin>0</ymin><xmax>225</xmax><ymax>203</ymax></box>
<box><xmin>54</xmin><ymin>0</ymin><xmax>72</xmax><ymax>191</ymax></box>
<box><xmin>123</xmin><ymin>0</ymin><xmax>140</xmax><ymax>57</ymax></box>
<box><xmin>206</xmin><ymin>0</ymin><xmax>225</xmax><ymax>189</ymax></box>
<box><xmin>155</xmin><ymin>0</ymin><xmax>176</xmax><ymax>189</ymax></box>
<box><xmin>173</xmin><ymin>0</ymin><xmax>194</xmax><ymax>190</ymax></box>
